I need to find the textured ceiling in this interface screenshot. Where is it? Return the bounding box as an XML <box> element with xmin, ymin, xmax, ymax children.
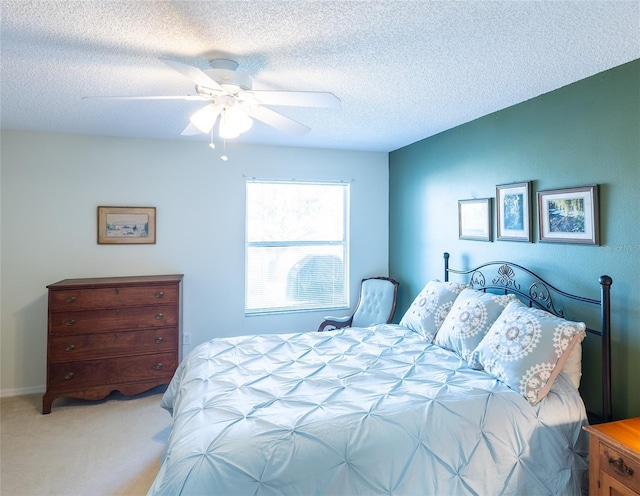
<box><xmin>1</xmin><ymin>1</ymin><xmax>639</xmax><ymax>152</ymax></box>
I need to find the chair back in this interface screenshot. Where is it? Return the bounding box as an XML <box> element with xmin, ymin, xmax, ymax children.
<box><xmin>351</xmin><ymin>277</ymin><xmax>399</xmax><ymax>327</ymax></box>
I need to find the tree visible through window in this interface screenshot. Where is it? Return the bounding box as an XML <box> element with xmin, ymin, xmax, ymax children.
<box><xmin>246</xmin><ymin>180</ymin><xmax>349</xmax><ymax>314</ymax></box>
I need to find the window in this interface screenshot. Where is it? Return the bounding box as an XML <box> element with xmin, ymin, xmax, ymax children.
<box><xmin>246</xmin><ymin>179</ymin><xmax>349</xmax><ymax>314</ymax></box>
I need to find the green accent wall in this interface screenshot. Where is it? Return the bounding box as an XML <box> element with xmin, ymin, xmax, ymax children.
<box><xmin>389</xmin><ymin>59</ymin><xmax>640</xmax><ymax>420</ymax></box>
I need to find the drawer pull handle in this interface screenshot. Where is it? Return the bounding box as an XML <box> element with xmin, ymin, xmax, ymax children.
<box><xmin>65</xmin><ymin>344</ymin><xmax>75</xmax><ymax>352</ymax></box>
<box><xmin>65</xmin><ymin>319</ymin><xmax>76</xmax><ymax>326</ymax></box>
<box><xmin>154</xmin><ymin>363</ymin><xmax>163</xmax><ymax>370</ymax></box>
<box><xmin>605</xmin><ymin>451</ymin><xmax>634</xmax><ymax>477</ymax></box>
<box><xmin>64</xmin><ymin>372</ymin><xmax>75</xmax><ymax>380</ymax></box>
<box><xmin>155</xmin><ymin>291</ymin><xmax>164</xmax><ymax>299</ymax></box>
<box><xmin>65</xmin><ymin>296</ymin><xmax>76</xmax><ymax>304</ymax></box>
<box><xmin>155</xmin><ymin>313</ymin><xmax>164</xmax><ymax>321</ymax></box>
<box><xmin>154</xmin><ymin>337</ymin><xmax>163</xmax><ymax>344</ymax></box>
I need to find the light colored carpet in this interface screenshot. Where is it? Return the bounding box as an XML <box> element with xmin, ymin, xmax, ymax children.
<box><xmin>0</xmin><ymin>386</ymin><xmax>171</xmax><ymax>496</ymax></box>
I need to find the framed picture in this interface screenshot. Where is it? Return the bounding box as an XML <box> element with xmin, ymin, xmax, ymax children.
<box><xmin>537</xmin><ymin>185</ymin><xmax>599</xmax><ymax>245</ymax></box>
<box><xmin>97</xmin><ymin>206</ymin><xmax>156</xmax><ymax>244</ymax></box>
<box><xmin>496</xmin><ymin>181</ymin><xmax>532</xmax><ymax>242</ymax></box>
<box><xmin>458</xmin><ymin>198</ymin><xmax>492</xmax><ymax>241</ymax></box>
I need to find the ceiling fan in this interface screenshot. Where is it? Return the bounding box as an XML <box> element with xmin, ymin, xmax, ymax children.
<box><xmin>85</xmin><ymin>58</ymin><xmax>341</xmax><ymax>143</ymax></box>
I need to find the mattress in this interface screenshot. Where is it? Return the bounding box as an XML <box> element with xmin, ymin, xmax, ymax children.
<box><xmin>148</xmin><ymin>324</ymin><xmax>588</xmax><ymax>495</ymax></box>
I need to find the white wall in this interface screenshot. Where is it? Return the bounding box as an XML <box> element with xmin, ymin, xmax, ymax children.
<box><xmin>1</xmin><ymin>130</ymin><xmax>389</xmax><ymax>396</ymax></box>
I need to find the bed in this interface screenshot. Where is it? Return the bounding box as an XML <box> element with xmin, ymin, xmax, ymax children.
<box><xmin>148</xmin><ymin>253</ymin><xmax>612</xmax><ymax>495</ymax></box>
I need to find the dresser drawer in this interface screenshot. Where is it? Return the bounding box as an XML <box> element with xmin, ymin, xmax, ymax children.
<box><xmin>599</xmin><ymin>442</ymin><xmax>640</xmax><ymax>493</ymax></box>
<box><xmin>49</xmin><ymin>305</ymin><xmax>177</xmax><ymax>334</ymax></box>
<box><xmin>49</xmin><ymin>285</ymin><xmax>178</xmax><ymax>311</ymax></box>
<box><xmin>48</xmin><ymin>328</ymin><xmax>178</xmax><ymax>362</ymax></box>
<box><xmin>48</xmin><ymin>353</ymin><xmax>177</xmax><ymax>390</ymax></box>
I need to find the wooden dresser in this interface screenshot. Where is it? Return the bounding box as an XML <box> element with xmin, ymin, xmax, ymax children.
<box><xmin>584</xmin><ymin>417</ymin><xmax>640</xmax><ymax>496</ymax></box>
<box><xmin>43</xmin><ymin>274</ymin><xmax>183</xmax><ymax>414</ymax></box>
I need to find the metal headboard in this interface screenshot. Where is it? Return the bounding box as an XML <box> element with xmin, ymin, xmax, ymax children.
<box><xmin>443</xmin><ymin>252</ymin><xmax>613</xmax><ymax>423</ymax></box>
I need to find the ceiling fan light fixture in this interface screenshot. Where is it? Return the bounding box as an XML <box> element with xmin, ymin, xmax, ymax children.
<box><xmin>190</xmin><ymin>104</ymin><xmax>221</xmax><ymax>133</ymax></box>
<box><xmin>219</xmin><ymin>106</ymin><xmax>253</xmax><ymax>139</ymax></box>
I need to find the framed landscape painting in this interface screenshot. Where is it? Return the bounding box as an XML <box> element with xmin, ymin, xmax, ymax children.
<box><xmin>458</xmin><ymin>198</ymin><xmax>492</xmax><ymax>241</ymax></box>
<box><xmin>537</xmin><ymin>185</ymin><xmax>599</xmax><ymax>245</ymax></box>
<box><xmin>496</xmin><ymin>181</ymin><xmax>532</xmax><ymax>242</ymax></box>
<box><xmin>98</xmin><ymin>206</ymin><xmax>156</xmax><ymax>244</ymax></box>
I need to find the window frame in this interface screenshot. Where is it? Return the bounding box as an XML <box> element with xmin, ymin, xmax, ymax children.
<box><xmin>245</xmin><ymin>179</ymin><xmax>350</xmax><ymax>315</ymax></box>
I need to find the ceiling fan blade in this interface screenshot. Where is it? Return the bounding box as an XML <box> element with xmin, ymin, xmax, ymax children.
<box><xmin>181</xmin><ymin>122</ymin><xmax>204</xmax><ymax>136</ymax></box>
<box><xmin>82</xmin><ymin>95</ymin><xmax>209</xmax><ymax>101</ymax></box>
<box><xmin>248</xmin><ymin>106</ymin><xmax>310</xmax><ymax>135</ymax></box>
<box><xmin>160</xmin><ymin>59</ymin><xmax>223</xmax><ymax>92</ymax></box>
<box><xmin>247</xmin><ymin>90</ymin><xmax>341</xmax><ymax>108</ymax></box>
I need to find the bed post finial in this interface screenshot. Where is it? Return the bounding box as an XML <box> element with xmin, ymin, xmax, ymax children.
<box><xmin>444</xmin><ymin>252</ymin><xmax>450</xmax><ymax>282</ymax></box>
<box><xmin>600</xmin><ymin>275</ymin><xmax>613</xmax><ymax>422</ymax></box>
<box><xmin>599</xmin><ymin>275</ymin><xmax>612</xmax><ymax>288</ymax></box>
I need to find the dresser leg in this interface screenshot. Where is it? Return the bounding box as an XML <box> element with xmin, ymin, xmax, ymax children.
<box><xmin>42</xmin><ymin>393</ymin><xmax>54</xmax><ymax>414</ymax></box>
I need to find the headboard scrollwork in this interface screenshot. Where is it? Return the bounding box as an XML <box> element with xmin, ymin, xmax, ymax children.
<box><xmin>443</xmin><ymin>252</ymin><xmax>613</xmax><ymax>423</ymax></box>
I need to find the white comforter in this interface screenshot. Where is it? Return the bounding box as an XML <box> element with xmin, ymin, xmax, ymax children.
<box><xmin>149</xmin><ymin>324</ymin><xmax>588</xmax><ymax>495</ymax></box>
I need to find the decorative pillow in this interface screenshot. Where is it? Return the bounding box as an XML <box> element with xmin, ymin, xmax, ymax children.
<box><xmin>472</xmin><ymin>299</ymin><xmax>586</xmax><ymax>405</ymax></box>
<box><xmin>434</xmin><ymin>288</ymin><xmax>517</xmax><ymax>365</ymax></box>
<box><xmin>399</xmin><ymin>280</ymin><xmax>467</xmax><ymax>342</ymax></box>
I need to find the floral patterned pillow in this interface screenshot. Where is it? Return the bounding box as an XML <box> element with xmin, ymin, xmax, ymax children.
<box><xmin>433</xmin><ymin>288</ymin><xmax>517</xmax><ymax>366</ymax></box>
<box><xmin>472</xmin><ymin>299</ymin><xmax>586</xmax><ymax>405</ymax></box>
<box><xmin>399</xmin><ymin>280</ymin><xmax>467</xmax><ymax>342</ymax></box>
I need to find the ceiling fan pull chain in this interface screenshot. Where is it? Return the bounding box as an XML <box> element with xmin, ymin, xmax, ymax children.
<box><xmin>221</xmin><ymin>139</ymin><xmax>228</xmax><ymax>161</ymax></box>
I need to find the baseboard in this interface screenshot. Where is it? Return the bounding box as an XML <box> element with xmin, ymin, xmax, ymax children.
<box><xmin>0</xmin><ymin>385</ymin><xmax>46</xmax><ymax>398</ymax></box>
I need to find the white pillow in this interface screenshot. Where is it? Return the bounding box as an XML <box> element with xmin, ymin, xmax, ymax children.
<box><xmin>472</xmin><ymin>299</ymin><xmax>586</xmax><ymax>405</ymax></box>
<box><xmin>434</xmin><ymin>288</ymin><xmax>517</xmax><ymax>365</ymax></box>
<box><xmin>399</xmin><ymin>280</ymin><xmax>467</xmax><ymax>342</ymax></box>
<box><xmin>561</xmin><ymin>341</ymin><xmax>582</xmax><ymax>389</ymax></box>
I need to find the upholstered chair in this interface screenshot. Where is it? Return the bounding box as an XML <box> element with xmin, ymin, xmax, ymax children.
<box><xmin>318</xmin><ymin>277</ymin><xmax>399</xmax><ymax>332</ymax></box>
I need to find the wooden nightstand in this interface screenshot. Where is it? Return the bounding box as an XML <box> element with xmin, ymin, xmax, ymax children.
<box><xmin>584</xmin><ymin>418</ymin><xmax>640</xmax><ymax>496</ymax></box>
